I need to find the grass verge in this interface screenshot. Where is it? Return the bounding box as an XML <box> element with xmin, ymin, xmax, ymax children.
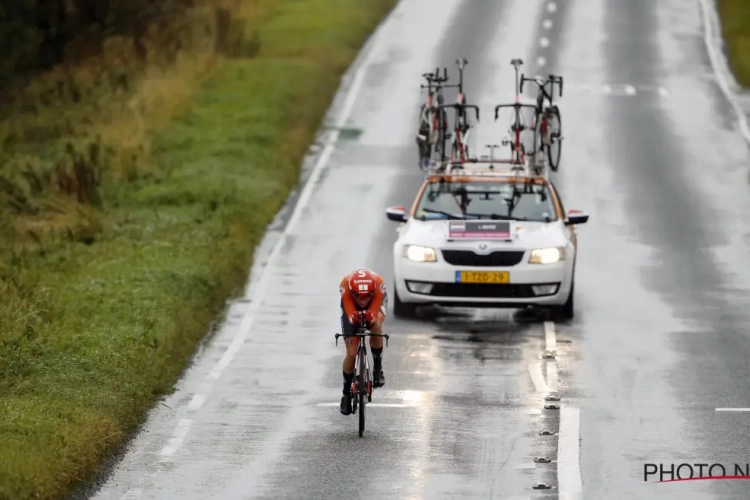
<box><xmin>0</xmin><ymin>0</ymin><xmax>397</xmax><ymax>498</ymax></box>
<box><xmin>717</xmin><ymin>0</ymin><xmax>750</xmax><ymax>87</ymax></box>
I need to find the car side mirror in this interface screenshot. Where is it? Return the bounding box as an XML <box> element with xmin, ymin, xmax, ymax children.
<box><xmin>385</xmin><ymin>205</ymin><xmax>407</xmax><ymax>222</ymax></box>
<box><xmin>565</xmin><ymin>209</ymin><xmax>589</xmax><ymax>225</ymax></box>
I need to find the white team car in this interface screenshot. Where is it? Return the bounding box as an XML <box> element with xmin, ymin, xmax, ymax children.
<box><xmin>385</xmin><ymin>166</ymin><xmax>589</xmax><ymax>320</ymax></box>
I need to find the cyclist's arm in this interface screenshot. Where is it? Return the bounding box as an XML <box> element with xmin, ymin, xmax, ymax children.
<box><xmin>367</xmin><ymin>280</ymin><xmax>388</xmax><ymax>325</ymax></box>
<box><xmin>340</xmin><ymin>278</ymin><xmax>358</xmax><ymax>324</ymax></box>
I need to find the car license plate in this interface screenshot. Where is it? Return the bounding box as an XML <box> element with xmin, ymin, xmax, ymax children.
<box><xmin>455</xmin><ymin>271</ymin><xmax>509</xmax><ymax>284</ymax></box>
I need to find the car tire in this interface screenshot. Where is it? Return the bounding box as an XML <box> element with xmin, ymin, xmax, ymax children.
<box><xmin>393</xmin><ymin>287</ymin><xmax>418</xmax><ymax>318</ymax></box>
<box><xmin>553</xmin><ymin>280</ymin><xmax>574</xmax><ymax>321</ymax></box>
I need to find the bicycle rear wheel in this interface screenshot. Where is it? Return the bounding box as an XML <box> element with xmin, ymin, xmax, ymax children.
<box><xmin>358</xmin><ymin>349</ymin><xmax>367</xmax><ymax>437</ymax></box>
<box><xmin>546</xmin><ymin>106</ymin><xmax>562</xmax><ymax>171</ymax></box>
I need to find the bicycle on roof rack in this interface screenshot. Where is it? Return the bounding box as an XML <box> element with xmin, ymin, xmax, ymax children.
<box><xmin>439</xmin><ymin>58</ymin><xmax>480</xmax><ymax>164</ymax></box>
<box><xmin>494</xmin><ymin>58</ymin><xmax>539</xmax><ymax>167</ymax></box>
<box><xmin>334</xmin><ymin>316</ymin><xmax>389</xmax><ymax>438</ymax></box>
<box><xmin>424</xmin><ymin>144</ymin><xmax>547</xmax><ymax>181</ymax></box>
<box><xmin>416</xmin><ymin>67</ymin><xmax>451</xmax><ymax>170</ymax></box>
<box><xmin>520</xmin><ymin>72</ymin><xmax>564</xmax><ymax>171</ymax></box>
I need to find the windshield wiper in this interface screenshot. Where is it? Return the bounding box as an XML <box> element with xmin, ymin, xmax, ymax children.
<box><xmin>471</xmin><ymin>213</ymin><xmax>525</xmax><ymax>221</ymax></box>
<box><xmin>420</xmin><ymin>208</ymin><xmax>468</xmax><ymax>220</ymax></box>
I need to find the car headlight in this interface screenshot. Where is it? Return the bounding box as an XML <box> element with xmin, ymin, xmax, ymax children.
<box><xmin>404</xmin><ymin>245</ymin><xmax>437</xmax><ymax>262</ymax></box>
<box><xmin>529</xmin><ymin>247</ymin><xmax>565</xmax><ymax>264</ymax></box>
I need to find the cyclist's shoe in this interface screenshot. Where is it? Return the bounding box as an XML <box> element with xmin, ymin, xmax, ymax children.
<box><xmin>340</xmin><ymin>394</ymin><xmax>352</xmax><ymax>415</ymax></box>
<box><xmin>373</xmin><ymin>370</ymin><xmax>385</xmax><ymax>388</ymax></box>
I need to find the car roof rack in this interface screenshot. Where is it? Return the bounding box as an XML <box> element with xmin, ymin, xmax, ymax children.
<box><xmin>423</xmin><ymin>145</ymin><xmax>549</xmax><ymax>182</ymax></box>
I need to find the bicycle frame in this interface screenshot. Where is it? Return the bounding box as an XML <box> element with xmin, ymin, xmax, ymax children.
<box><xmin>334</xmin><ymin>315</ymin><xmax>390</xmax><ymax>437</ymax></box>
<box><xmin>521</xmin><ymin>75</ymin><xmax>562</xmax><ymax>139</ymax></box>
<box><xmin>438</xmin><ymin>58</ymin><xmax>479</xmax><ymax>163</ymax></box>
<box><xmin>492</xmin><ymin>59</ymin><xmax>534</xmax><ymax>165</ymax></box>
<box><xmin>520</xmin><ymin>74</ymin><xmax>564</xmax><ymax>169</ymax></box>
<box><xmin>418</xmin><ymin>68</ymin><xmax>450</xmax><ymax>166</ymax></box>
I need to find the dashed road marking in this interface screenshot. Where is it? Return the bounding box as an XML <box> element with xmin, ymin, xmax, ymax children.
<box><xmin>188</xmin><ymin>394</ymin><xmax>206</xmax><ymax>410</ymax></box>
<box><xmin>544</xmin><ymin>321</ymin><xmax>556</xmax><ymax>353</ymax></box>
<box><xmin>540</xmin><ymin>37</ymin><xmax>550</xmax><ymax>48</ymax></box>
<box><xmin>537</xmin><ymin>57</ymin><xmax>547</xmax><ymax>67</ymax></box>
<box><xmin>624</xmin><ymin>84</ymin><xmax>636</xmax><ymax>95</ymax></box>
<box><xmin>547</xmin><ymin>2</ymin><xmax>557</xmax><ymax>13</ymax></box>
<box><xmin>547</xmin><ymin>361</ymin><xmax>559</xmax><ymax>393</ymax></box>
<box><xmin>159</xmin><ymin>419</ymin><xmax>193</xmax><ymax>458</ymax></box>
<box><xmin>529</xmin><ymin>363</ymin><xmax>551</xmax><ymax>393</ymax></box>
<box><xmin>716</xmin><ymin>408</ymin><xmax>750</xmax><ymax>412</ymax></box>
<box><xmin>558</xmin><ymin>407</ymin><xmax>582</xmax><ymax>496</ymax></box>
<box><xmin>543</xmin><ymin>19</ymin><xmax>553</xmax><ymax>29</ymax></box>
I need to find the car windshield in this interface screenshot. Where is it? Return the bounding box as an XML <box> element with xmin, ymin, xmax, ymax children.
<box><xmin>414</xmin><ymin>180</ymin><xmax>558</xmax><ymax>222</ymax></box>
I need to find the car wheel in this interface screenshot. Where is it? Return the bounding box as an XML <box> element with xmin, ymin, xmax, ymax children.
<box><xmin>554</xmin><ymin>280</ymin><xmax>574</xmax><ymax>321</ymax></box>
<box><xmin>394</xmin><ymin>287</ymin><xmax>418</xmax><ymax>318</ymax></box>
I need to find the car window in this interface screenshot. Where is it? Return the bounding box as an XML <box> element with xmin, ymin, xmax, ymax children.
<box><xmin>414</xmin><ymin>180</ymin><xmax>558</xmax><ymax>222</ymax></box>
<box><xmin>549</xmin><ymin>180</ymin><xmax>565</xmax><ymax>215</ymax></box>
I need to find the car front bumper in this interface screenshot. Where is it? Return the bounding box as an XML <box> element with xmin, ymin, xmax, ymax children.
<box><xmin>394</xmin><ymin>255</ymin><xmax>574</xmax><ymax>308</ymax></box>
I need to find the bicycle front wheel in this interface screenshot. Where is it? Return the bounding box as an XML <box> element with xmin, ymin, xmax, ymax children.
<box><xmin>357</xmin><ymin>348</ymin><xmax>367</xmax><ymax>437</ymax></box>
<box><xmin>546</xmin><ymin>106</ymin><xmax>562</xmax><ymax>171</ymax></box>
<box><xmin>358</xmin><ymin>376</ymin><xmax>366</xmax><ymax>437</ymax></box>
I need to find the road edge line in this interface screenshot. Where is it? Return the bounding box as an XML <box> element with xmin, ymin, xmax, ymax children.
<box><xmin>697</xmin><ymin>0</ymin><xmax>750</xmax><ymax>144</ymax></box>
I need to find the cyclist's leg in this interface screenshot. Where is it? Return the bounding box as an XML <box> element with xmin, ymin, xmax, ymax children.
<box><xmin>340</xmin><ymin>301</ymin><xmax>358</xmax><ymax>415</ymax></box>
<box><xmin>369</xmin><ymin>291</ymin><xmax>387</xmax><ymax>387</ymax></box>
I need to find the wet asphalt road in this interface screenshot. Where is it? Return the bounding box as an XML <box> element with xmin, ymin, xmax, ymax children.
<box><xmin>91</xmin><ymin>0</ymin><xmax>750</xmax><ymax>499</ymax></box>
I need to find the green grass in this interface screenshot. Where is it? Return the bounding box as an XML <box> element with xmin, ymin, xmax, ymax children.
<box><xmin>717</xmin><ymin>0</ymin><xmax>750</xmax><ymax>87</ymax></box>
<box><xmin>0</xmin><ymin>0</ymin><xmax>397</xmax><ymax>498</ymax></box>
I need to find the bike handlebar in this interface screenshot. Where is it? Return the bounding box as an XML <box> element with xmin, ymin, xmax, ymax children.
<box><xmin>494</xmin><ymin>103</ymin><xmax>538</xmax><ymax>120</ymax></box>
<box><xmin>421</xmin><ymin>67</ymin><xmax>449</xmax><ymax>85</ymax></box>
<box><xmin>334</xmin><ymin>332</ymin><xmax>390</xmax><ymax>347</ymax></box>
<box><xmin>520</xmin><ymin>74</ymin><xmax>564</xmax><ymax>98</ymax></box>
<box><xmin>440</xmin><ymin>103</ymin><xmax>480</xmax><ymax>121</ymax></box>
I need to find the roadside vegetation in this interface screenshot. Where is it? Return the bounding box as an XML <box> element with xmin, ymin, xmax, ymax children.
<box><xmin>717</xmin><ymin>0</ymin><xmax>750</xmax><ymax>87</ymax></box>
<box><xmin>0</xmin><ymin>0</ymin><xmax>396</xmax><ymax>498</ymax></box>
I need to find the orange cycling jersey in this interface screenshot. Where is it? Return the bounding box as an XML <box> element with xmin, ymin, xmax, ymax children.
<box><xmin>339</xmin><ymin>271</ymin><xmax>387</xmax><ymax>324</ymax></box>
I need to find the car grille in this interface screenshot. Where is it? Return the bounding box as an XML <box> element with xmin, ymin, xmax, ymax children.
<box><xmin>441</xmin><ymin>249</ymin><xmax>525</xmax><ymax>267</ymax></box>
<box><xmin>427</xmin><ymin>283</ymin><xmax>536</xmax><ymax>298</ymax></box>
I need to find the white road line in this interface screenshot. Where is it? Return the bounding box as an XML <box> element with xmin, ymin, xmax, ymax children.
<box><xmin>120</xmin><ymin>490</ymin><xmax>143</xmax><ymax>500</ymax></box>
<box><xmin>159</xmin><ymin>419</ymin><xmax>193</xmax><ymax>457</ymax></box>
<box><xmin>546</xmin><ymin>361</ymin><xmax>558</xmax><ymax>392</ymax></box>
<box><xmin>526</xmin><ymin>409</ymin><xmax>542</xmax><ymax>415</ymax></box>
<box><xmin>514</xmin><ymin>463</ymin><xmax>537</xmax><ymax>469</ymax></box>
<box><xmin>602</xmin><ymin>84</ymin><xmax>612</xmax><ymax>95</ymax></box>
<box><xmin>205</xmin><ymin>4</ymin><xmax>387</xmax><ymax>382</ymax></box>
<box><xmin>543</xmin><ymin>19</ymin><xmax>553</xmax><ymax>29</ymax></box>
<box><xmin>529</xmin><ymin>363</ymin><xmax>550</xmax><ymax>393</ymax></box>
<box><xmin>540</xmin><ymin>37</ymin><xmax>550</xmax><ymax>48</ymax></box>
<box><xmin>716</xmin><ymin>408</ymin><xmax>750</xmax><ymax>412</ymax></box>
<box><xmin>188</xmin><ymin>394</ymin><xmax>206</xmax><ymax>410</ymax></box>
<box><xmin>547</xmin><ymin>2</ymin><xmax>557</xmax><ymax>13</ymax></box>
<box><xmin>558</xmin><ymin>407</ymin><xmax>582</xmax><ymax>497</ymax></box>
<box><xmin>658</xmin><ymin>86</ymin><xmax>670</xmax><ymax>97</ymax></box>
<box><xmin>698</xmin><ymin>0</ymin><xmax>750</xmax><ymax>144</ymax></box>
<box><xmin>537</xmin><ymin>57</ymin><xmax>547</xmax><ymax>67</ymax></box>
<box><xmin>544</xmin><ymin>321</ymin><xmax>556</xmax><ymax>353</ymax></box>
<box><xmin>624</xmin><ymin>84</ymin><xmax>636</xmax><ymax>95</ymax></box>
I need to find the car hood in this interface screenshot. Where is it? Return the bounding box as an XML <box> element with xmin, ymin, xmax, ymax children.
<box><xmin>400</xmin><ymin>219</ymin><xmax>568</xmax><ymax>250</ymax></box>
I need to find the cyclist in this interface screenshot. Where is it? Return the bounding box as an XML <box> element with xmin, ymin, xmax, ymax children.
<box><xmin>338</xmin><ymin>268</ymin><xmax>388</xmax><ymax>415</ymax></box>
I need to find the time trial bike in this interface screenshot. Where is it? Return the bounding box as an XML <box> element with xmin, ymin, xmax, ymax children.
<box><xmin>334</xmin><ymin>316</ymin><xmax>390</xmax><ymax>437</ymax></box>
